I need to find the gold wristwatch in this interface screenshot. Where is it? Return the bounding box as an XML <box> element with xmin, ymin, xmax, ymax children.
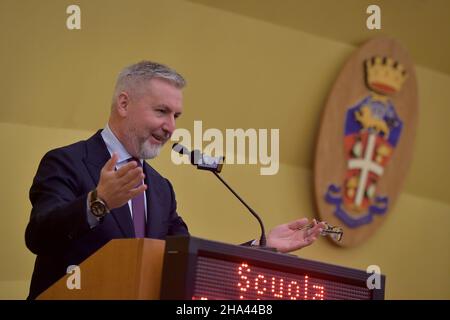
<box><xmin>89</xmin><ymin>189</ymin><xmax>110</xmax><ymax>218</ymax></box>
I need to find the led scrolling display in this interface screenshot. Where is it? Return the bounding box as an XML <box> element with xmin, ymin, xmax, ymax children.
<box><xmin>192</xmin><ymin>257</ymin><xmax>372</xmax><ymax>300</ymax></box>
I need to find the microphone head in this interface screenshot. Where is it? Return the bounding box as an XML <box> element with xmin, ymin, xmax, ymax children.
<box><xmin>172</xmin><ymin>143</ymin><xmax>190</xmax><ymax>155</ymax></box>
<box><xmin>172</xmin><ymin>143</ymin><xmax>224</xmax><ymax>172</ymax></box>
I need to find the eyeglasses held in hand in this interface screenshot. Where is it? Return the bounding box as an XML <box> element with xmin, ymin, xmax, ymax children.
<box><xmin>300</xmin><ymin>221</ymin><xmax>343</xmax><ymax>242</ymax></box>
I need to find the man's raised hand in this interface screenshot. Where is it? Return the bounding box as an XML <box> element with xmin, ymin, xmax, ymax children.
<box><xmin>96</xmin><ymin>153</ymin><xmax>147</xmax><ymax>209</ymax></box>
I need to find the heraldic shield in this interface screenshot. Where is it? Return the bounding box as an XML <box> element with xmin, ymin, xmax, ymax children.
<box><xmin>326</xmin><ymin>93</ymin><xmax>403</xmax><ymax>227</ymax></box>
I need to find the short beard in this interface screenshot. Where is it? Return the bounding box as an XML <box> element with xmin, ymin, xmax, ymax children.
<box><xmin>138</xmin><ymin>139</ymin><xmax>163</xmax><ymax>159</ymax></box>
<box><xmin>127</xmin><ymin>126</ymin><xmax>164</xmax><ymax>160</ymax></box>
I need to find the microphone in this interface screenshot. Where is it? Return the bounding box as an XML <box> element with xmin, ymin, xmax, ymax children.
<box><xmin>172</xmin><ymin>143</ymin><xmax>270</xmax><ymax>248</ymax></box>
<box><xmin>172</xmin><ymin>143</ymin><xmax>224</xmax><ymax>173</ymax></box>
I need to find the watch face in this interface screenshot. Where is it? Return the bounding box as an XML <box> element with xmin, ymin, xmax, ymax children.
<box><xmin>91</xmin><ymin>201</ymin><xmax>106</xmax><ymax>217</ymax></box>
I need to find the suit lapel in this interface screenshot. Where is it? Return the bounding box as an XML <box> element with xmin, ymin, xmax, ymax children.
<box><xmin>143</xmin><ymin>162</ymin><xmax>165</xmax><ymax>238</ymax></box>
<box><xmin>83</xmin><ymin>130</ymin><xmax>135</xmax><ymax>238</ymax></box>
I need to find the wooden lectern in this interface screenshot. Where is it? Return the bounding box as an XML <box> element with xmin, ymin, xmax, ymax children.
<box><xmin>37</xmin><ymin>238</ymin><xmax>165</xmax><ymax>300</ymax></box>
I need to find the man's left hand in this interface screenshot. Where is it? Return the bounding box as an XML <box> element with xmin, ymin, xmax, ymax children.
<box><xmin>266</xmin><ymin>218</ymin><xmax>326</xmax><ymax>253</ymax></box>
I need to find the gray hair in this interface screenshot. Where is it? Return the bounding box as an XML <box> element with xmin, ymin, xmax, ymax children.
<box><xmin>111</xmin><ymin>60</ymin><xmax>186</xmax><ymax>107</ymax></box>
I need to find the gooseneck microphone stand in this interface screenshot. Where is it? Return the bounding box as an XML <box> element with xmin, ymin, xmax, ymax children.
<box><xmin>212</xmin><ymin>171</ymin><xmax>268</xmax><ymax>248</ymax></box>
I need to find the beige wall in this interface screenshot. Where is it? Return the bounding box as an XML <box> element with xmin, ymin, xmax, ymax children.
<box><xmin>0</xmin><ymin>0</ymin><xmax>449</xmax><ymax>299</ymax></box>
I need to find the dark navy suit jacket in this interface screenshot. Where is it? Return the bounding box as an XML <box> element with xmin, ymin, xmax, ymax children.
<box><xmin>25</xmin><ymin>130</ymin><xmax>189</xmax><ymax>299</ymax></box>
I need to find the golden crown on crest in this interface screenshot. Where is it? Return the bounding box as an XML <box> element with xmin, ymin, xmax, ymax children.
<box><xmin>365</xmin><ymin>56</ymin><xmax>407</xmax><ymax>95</ymax></box>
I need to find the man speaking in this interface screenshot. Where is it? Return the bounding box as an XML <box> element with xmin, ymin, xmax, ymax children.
<box><xmin>25</xmin><ymin>61</ymin><xmax>325</xmax><ymax>299</ymax></box>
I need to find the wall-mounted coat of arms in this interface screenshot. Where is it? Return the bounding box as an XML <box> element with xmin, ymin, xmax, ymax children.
<box><xmin>314</xmin><ymin>38</ymin><xmax>418</xmax><ymax>247</ymax></box>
